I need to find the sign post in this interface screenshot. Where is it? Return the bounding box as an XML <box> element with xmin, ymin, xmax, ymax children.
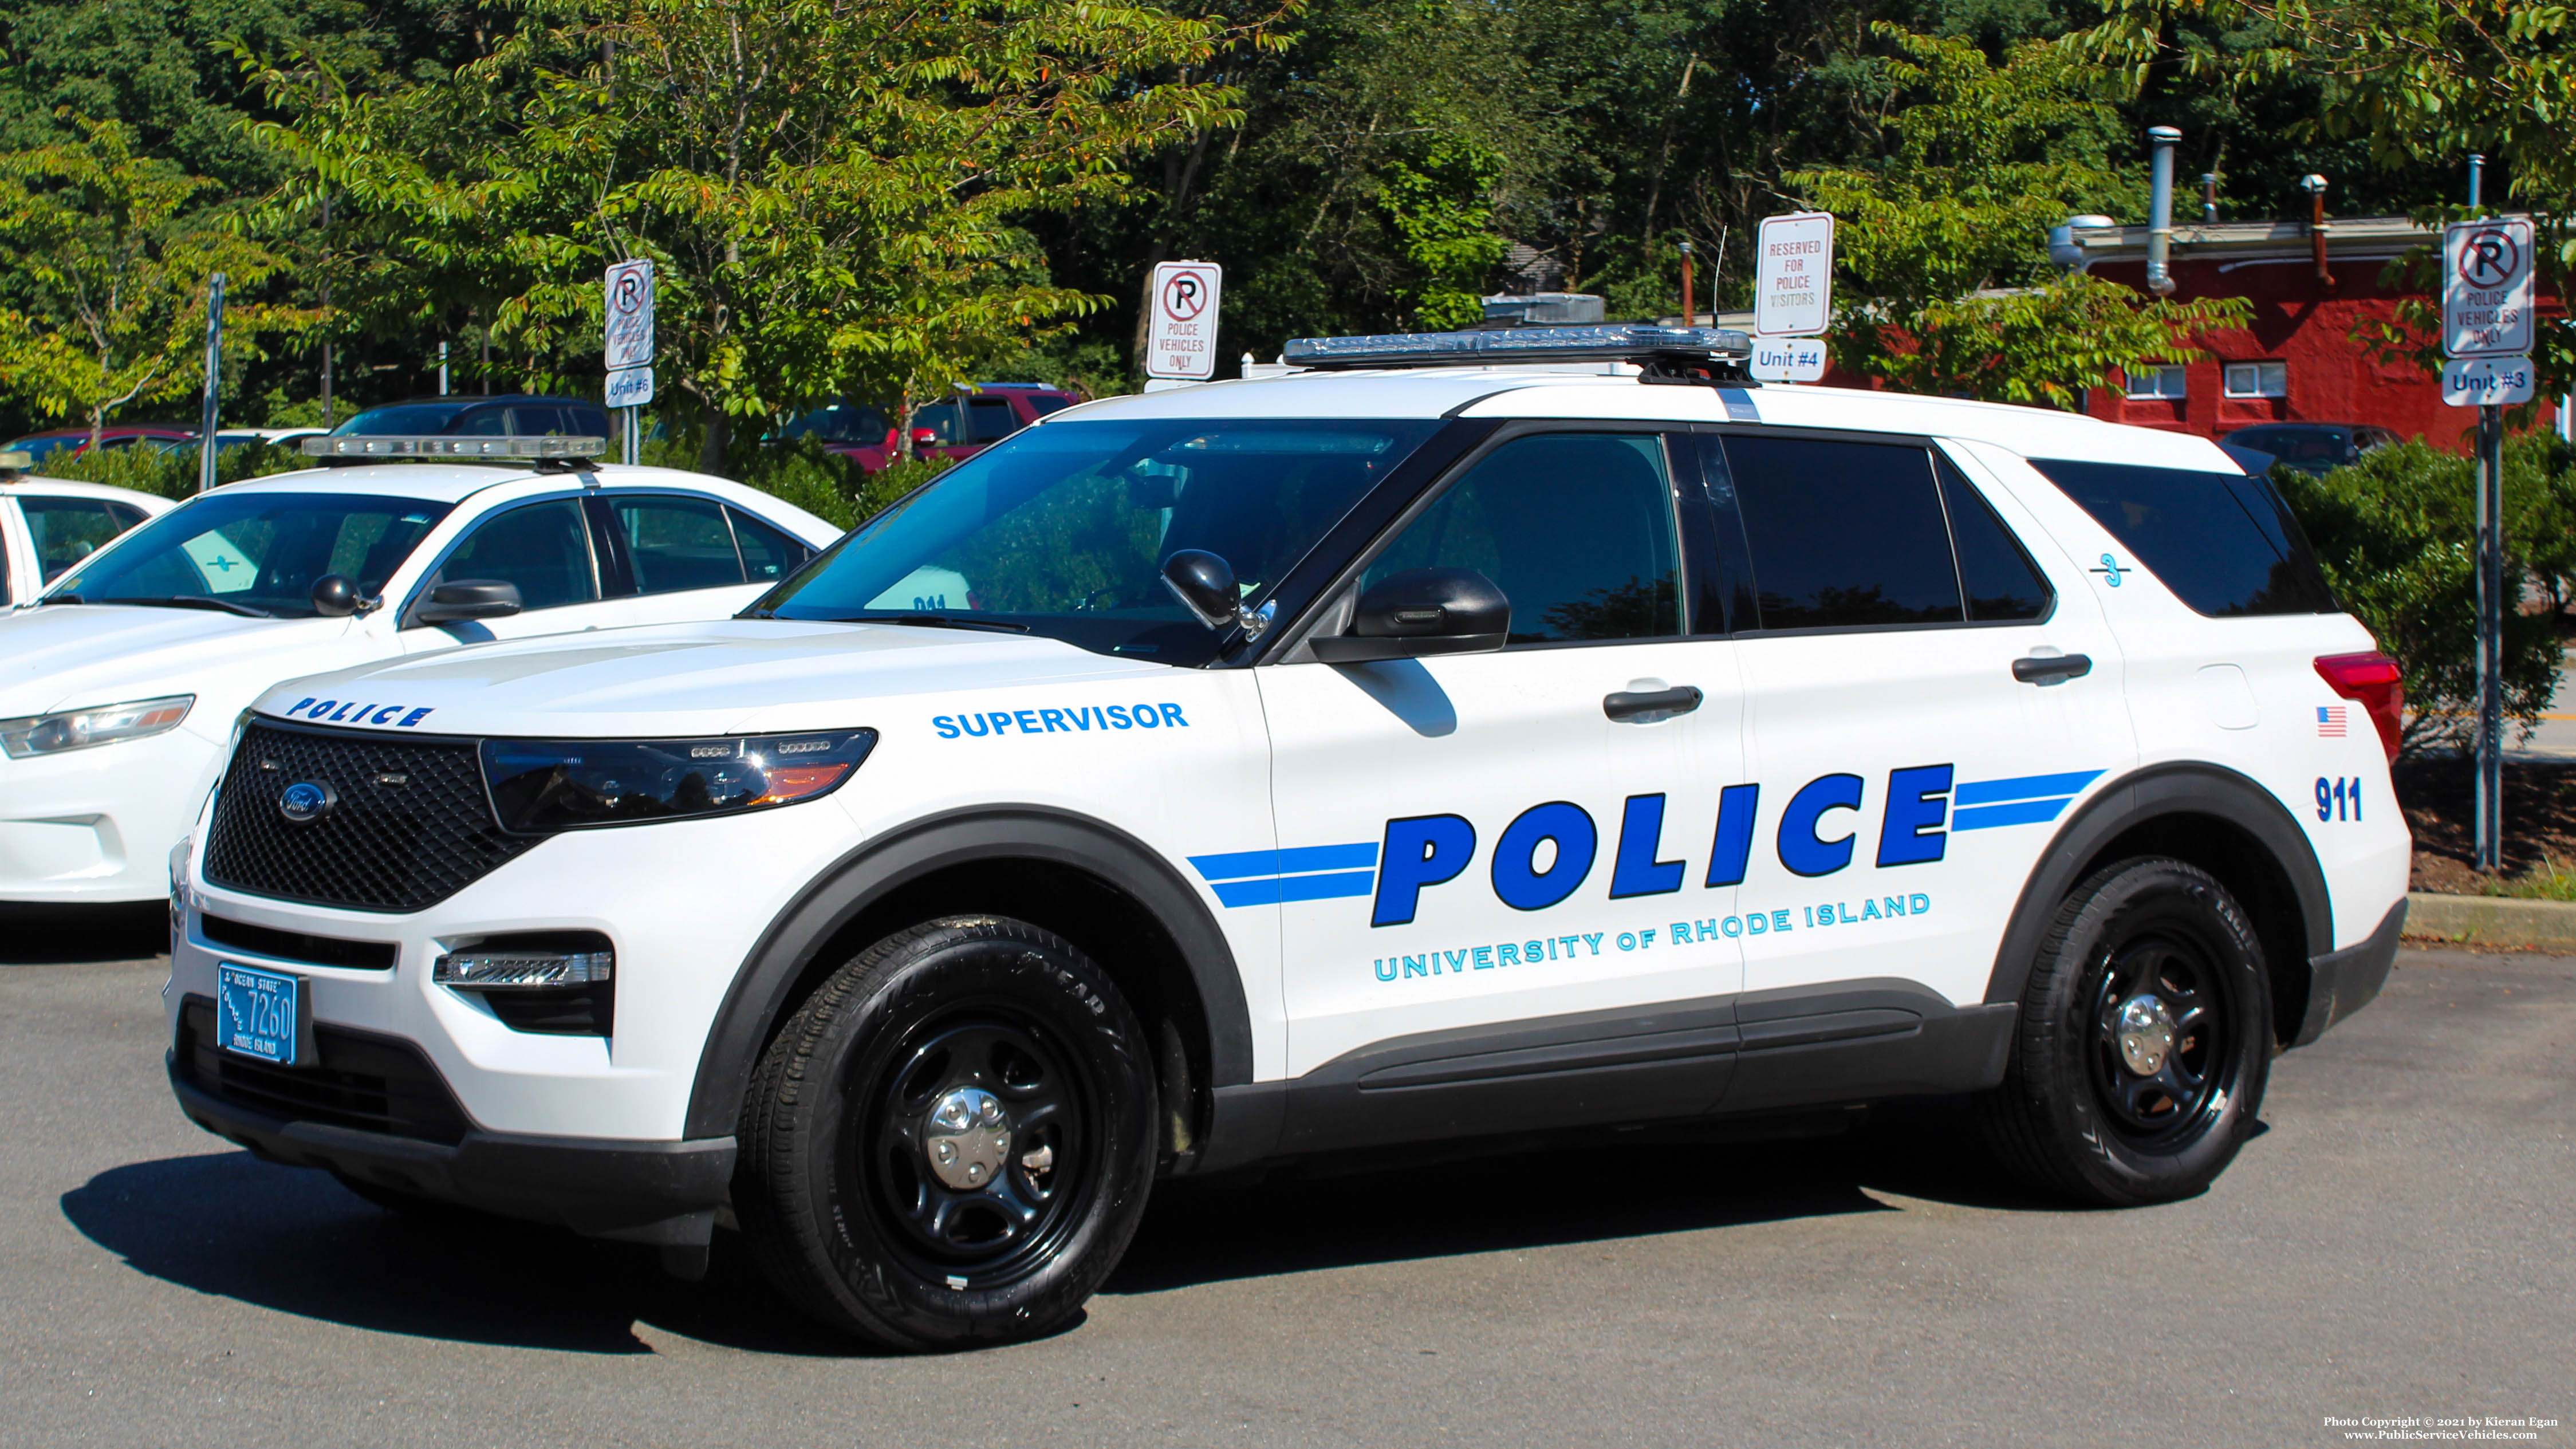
<box><xmin>1145</xmin><ymin>261</ymin><xmax>1222</xmax><ymax>384</ymax></box>
<box><xmin>196</xmin><ymin>273</ymin><xmax>226</xmax><ymax>494</ymax></box>
<box><xmin>1752</xmin><ymin>212</ymin><xmax>1833</xmax><ymax>381</ymax></box>
<box><xmin>604</xmin><ymin>258</ymin><xmax>656</xmax><ymax>465</ymax></box>
<box><xmin>2443</xmin><ymin>210</ymin><xmax>2535</xmax><ymax>873</ymax></box>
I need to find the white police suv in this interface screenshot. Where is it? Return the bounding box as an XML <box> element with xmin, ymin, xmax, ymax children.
<box><xmin>164</xmin><ymin>326</ymin><xmax>2410</xmax><ymax>1351</ymax></box>
<box><xmin>0</xmin><ymin>454</ymin><xmax>172</xmax><ymax>607</ymax></box>
<box><xmin>1</xmin><ymin>437</ymin><xmax>836</xmax><ymax>904</ymax></box>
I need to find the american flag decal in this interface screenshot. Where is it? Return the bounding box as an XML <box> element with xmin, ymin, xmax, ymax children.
<box><xmin>2317</xmin><ymin>704</ymin><xmax>2348</xmax><ymax>737</ymax></box>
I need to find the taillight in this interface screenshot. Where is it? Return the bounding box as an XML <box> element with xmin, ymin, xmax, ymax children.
<box><xmin>2315</xmin><ymin>652</ymin><xmax>2404</xmax><ymax>762</ymax></box>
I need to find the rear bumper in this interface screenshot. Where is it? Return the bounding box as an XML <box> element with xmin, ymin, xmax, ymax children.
<box><xmin>168</xmin><ymin>1051</ymin><xmax>734</xmax><ymax>1246</ymax></box>
<box><xmin>2291</xmin><ymin>897</ymin><xmax>2405</xmax><ymax>1048</ymax></box>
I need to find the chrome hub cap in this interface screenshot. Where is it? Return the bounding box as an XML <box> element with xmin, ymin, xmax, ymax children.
<box><xmin>924</xmin><ymin>1086</ymin><xmax>1011</xmax><ymax>1190</ymax></box>
<box><xmin>2115</xmin><ymin>993</ymin><xmax>2179</xmax><ymax>1077</ymax></box>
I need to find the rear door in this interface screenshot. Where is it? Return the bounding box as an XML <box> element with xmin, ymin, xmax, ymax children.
<box><xmin>596</xmin><ymin>490</ymin><xmax>789</xmax><ymax>627</ymax></box>
<box><xmin>1713</xmin><ymin>430</ymin><xmax>2134</xmax><ymax>1037</ymax></box>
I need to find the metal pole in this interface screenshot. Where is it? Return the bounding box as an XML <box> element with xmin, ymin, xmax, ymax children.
<box><xmin>318</xmin><ymin>195</ymin><xmax>333</xmax><ymax>428</ymax></box>
<box><xmin>2478</xmin><ymin>401</ymin><xmax>2504</xmax><ymax>871</ymax></box>
<box><xmin>439</xmin><ymin>341</ymin><xmax>450</xmax><ymax>396</ymax></box>
<box><xmin>2145</xmin><ymin>127</ymin><xmax>2180</xmax><ymax>295</ymax></box>
<box><xmin>196</xmin><ymin>273</ymin><xmax>226</xmax><ymax>495</ymax></box>
<box><xmin>623</xmin><ymin>407</ymin><xmax>639</xmax><ymax>467</ymax></box>
<box><xmin>2469</xmin><ymin>153</ymin><xmax>2501</xmax><ymax>872</ymax></box>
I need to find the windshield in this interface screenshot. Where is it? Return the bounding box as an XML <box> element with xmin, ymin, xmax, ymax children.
<box><xmin>778</xmin><ymin>403</ymin><xmax>892</xmax><ymax>444</ymax></box>
<box><xmin>757</xmin><ymin>418</ymin><xmax>1442</xmax><ymax>664</ymax></box>
<box><xmin>49</xmin><ymin>491</ymin><xmax>455</xmax><ymax>617</ymax></box>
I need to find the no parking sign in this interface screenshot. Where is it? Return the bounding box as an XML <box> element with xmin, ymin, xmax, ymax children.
<box><xmin>1147</xmin><ymin>261</ymin><xmax>1222</xmax><ymax>381</ymax></box>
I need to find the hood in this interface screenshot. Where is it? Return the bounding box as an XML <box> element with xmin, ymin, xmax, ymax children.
<box><xmin>251</xmin><ymin>619</ymin><xmax>1177</xmax><ymax>738</ymax></box>
<box><xmin>0</xmin><ymin>604</ymin><xmax>352</xmax><ymax>719</ymax></box>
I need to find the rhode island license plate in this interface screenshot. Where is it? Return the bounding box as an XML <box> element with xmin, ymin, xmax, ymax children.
<box><xmin>215</xmin><ymin>962</ymin><xmax>303</xmax><ymax>1064</ymax></box>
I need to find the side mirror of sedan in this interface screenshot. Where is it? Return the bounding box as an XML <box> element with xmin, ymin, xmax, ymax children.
<box><xmin>309</xmin><ymin>574</ymin><xmax>372</xmax><ymax>618</ymax></box>
<box><xmin>413</xmin><ymin>578</ymin><xmax>524</xmax><ymax>625</ymax></box>
<box><xmin>1309</xmin><ymin>568</ymin><xmax>1509</xmax><ymax>663</ymax></box>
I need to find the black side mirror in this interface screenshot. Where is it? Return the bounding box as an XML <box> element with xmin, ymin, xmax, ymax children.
<box><xmin>310</xmin><ymin>574</ymin><xmax>362</xmax><ymax>617</ymax></box>
<box><xmin>414</xmin><ymin>578</ymin><xmax>524</xmax><ymax>625</ymax></box>
<box><xmin>1161</xmin><ymin>549</ymin><xmax>1268</xmax><ymax>636</ymax></box>
<box><xmin>1310</xmin><ymin>568</ymin><xmax>1508</xmax><ymax>663</ymax></box>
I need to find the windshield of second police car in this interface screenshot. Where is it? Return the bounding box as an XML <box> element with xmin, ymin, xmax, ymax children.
<box><xmin>759</xmin><ymin>418</ymin><xmax>1443</xmax><ymax>663</ymax></box>
<box><xmin>49</xmin><ymin>492</ymin><xmax>455</xmax><ymax>618</ymax></box>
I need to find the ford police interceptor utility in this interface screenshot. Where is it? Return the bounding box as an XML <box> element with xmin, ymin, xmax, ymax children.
<box><xmin>163</xmin><ymin>325</ymin><xmax>2410</xmax><ymax>1352</ymax></box>
<box><xmin>1</xmin><ymin>437</ymin><xmax>837</xmax><ymax>904</ymax></box>
<box><xmin>0</xmin><ymin>452</ymin><xmax>171</xmax><ymax>607</ymax></box>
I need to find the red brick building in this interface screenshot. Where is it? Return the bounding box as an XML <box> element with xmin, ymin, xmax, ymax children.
<box><xmin>2057</xmin><ymin>216</ymin><xmax>2566</xmax><ymax>449</ymax></box>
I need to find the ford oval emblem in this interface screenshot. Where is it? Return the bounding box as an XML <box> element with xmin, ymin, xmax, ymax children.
<box><xmin>278</xmin><ymin>779</ymin><xmax>338</xmax><ymax>824</ymax></box>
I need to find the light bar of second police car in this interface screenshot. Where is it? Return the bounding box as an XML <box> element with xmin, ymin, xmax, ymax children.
<box><xmin>301</xmin><ymin>435</ymin><xmax>606</xmax><ymax>461</ymax></box>
<box><xmin>1282</xmin><ymin>322</ymin><xmax>1754</xmax><ymax>371</ymax></box>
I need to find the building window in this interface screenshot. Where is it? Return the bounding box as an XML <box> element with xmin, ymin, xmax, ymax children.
<box><xmin>2223</xmin><ymin>361</ymin><xmax>2289</xmax><ymax>399</ymax></box>
<box><xmin>2124</xmin><ymin>364</ymin><xmax>2187</xmax><ymax>400</ymax></box>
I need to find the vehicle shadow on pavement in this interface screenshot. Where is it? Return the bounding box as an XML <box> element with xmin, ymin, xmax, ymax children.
<box><xmin>1104</xmin><ymin>1096</ymin><xmax>2057</xmax><ymax>1296</ymax></box>
<box><xmin>0</xmin><ymin>903</ymin><xmax>168</xmax><ymax>964</ymax></box>
<box><xmin>59</xmin><ymin>1150</ymin><xmax>875</xmax><ymax>1357</ymax></box>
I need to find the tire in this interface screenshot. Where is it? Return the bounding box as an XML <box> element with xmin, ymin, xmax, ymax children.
<box><xmin>735</xmin><ymin>916</ymin><xmax>1158</xmax><ymax>1350</ymax></box>
<box><xmin>1977</xmin><ymin>857</ymin><xmax>2272</xmax><ymax>1207</ymax></box>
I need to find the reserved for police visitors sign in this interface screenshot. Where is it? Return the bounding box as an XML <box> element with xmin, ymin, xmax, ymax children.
<box><xmin>1755</xmin><ymin>212</ymin><xmax>1834</xmax><ymax>338</ymax></box>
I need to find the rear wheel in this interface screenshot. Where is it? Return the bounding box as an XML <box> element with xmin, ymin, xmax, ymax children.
<box><xmin>1978</xmin><ymin>857</ymin><xmax>2271</xmax><ymax>1206</ymax></box>
<box><xmin>736</xmin><ymin>916</ymin><xmax>1157</xmax><ymax>1349</ymax></box>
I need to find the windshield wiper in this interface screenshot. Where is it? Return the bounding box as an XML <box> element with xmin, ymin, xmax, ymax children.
<box><xmin>37</xmin><ymin>593</ymin><xmax>82</xmax><ymax>605</ymax></box>
<box><xmin>97</xmin><ymin>595</ymin><xmax>274</xmax><ymax>619</ymax></box>
<box><xmin>844</xmin><ymin>612</ymin><xmax>1031</xmax><ymax>634</ymax></box>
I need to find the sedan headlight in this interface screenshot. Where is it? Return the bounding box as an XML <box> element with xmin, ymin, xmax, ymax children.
<box><xmin>0</xmin><ymin>695</ymin><xmax>195</xmax><ymax>759</ymax></box>
<box><xmin>480</xmin><ymin>729</ymin><xmax>877</xmax><ymax>833</ymax></box>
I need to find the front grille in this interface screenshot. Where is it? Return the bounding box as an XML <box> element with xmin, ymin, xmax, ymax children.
<box><xmin>178</xmin><ymin>996</ymin><xmax>472</xmax><ymax>1145</ymax></box>
<box><xmin>204</xmin><ymin>720</ymin><xmax>542</xmax><ymax>913</ymax></box>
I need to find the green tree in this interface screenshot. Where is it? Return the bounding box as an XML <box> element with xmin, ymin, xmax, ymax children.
<box><xmin>0</xmin><ymin>115</ymin><xmax>306</xmax><ymax>446</ymax></box>
<box><xmin>1785</xmin><ymin>27</ymin><xmax>2248</xmax><ymax>405</ymax></box>
<box><xmin>253</xmin><ymin>0</ymin><xmax>1256</xmax><ymax>470</ymax></box>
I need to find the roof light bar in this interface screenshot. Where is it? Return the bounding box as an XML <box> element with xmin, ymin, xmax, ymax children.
<box><xmin>300</xmin><ymin>435</ymin><xmax>606</xmax><ymax>461</ymax></box>
<box><xmin>1282</xmin><ymin>323</ymin><xmax>1754</xmax><ymax>371</ymax></box>
<box><xmin>0</xmin><ymin>450</ymin><xmax>31</xmax><ymax>472</ymax></box>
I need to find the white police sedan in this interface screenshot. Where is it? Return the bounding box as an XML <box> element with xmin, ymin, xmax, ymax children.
<box><xmin>0</xmin><ymin>437</ymin><xmax>839</xmax><ymax>904</ymax></box>
<box><xmin>1</xmin><ymin>453</ymin><xmax>173</xmax><ymax>608</ymax></box>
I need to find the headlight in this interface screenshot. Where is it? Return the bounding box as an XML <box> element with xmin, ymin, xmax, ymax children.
<box><xmin>480</xmin><ymin>729</ymin><xmax>877</xmax><ymax>833</ymax></box>
<box><xmin>0</xmin><ymin>694</ymin><xmax>195</xmax><ymax>758</ymax></box>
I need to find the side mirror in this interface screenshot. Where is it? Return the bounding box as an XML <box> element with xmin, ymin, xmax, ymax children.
<box><xmin>910</xmin><ymin>427</ymin><xmax>940</xmax><ymax>447</ymax></box>
<box><xmin>1160</xmin><ymin>549</ymin><xmax>1271</xmax><ymax>638</ymax></box>
<box><xmin>309</xmin><ymin>574</ymin><xmax>363</xmax><ymax>618</ymax></box>
<box><xmin>1309</xmin><ymin>568</ymin><xmax>1508</xmax><ymax>663</ymax></box>
<box><xmin>413</xmin><ymin>578</ymin><xmax>524</xmax><ymax>625</ymax></box>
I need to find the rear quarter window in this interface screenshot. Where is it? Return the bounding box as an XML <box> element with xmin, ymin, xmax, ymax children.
<box><xmin>2028</xmin><ymin>458</ymin><xmax>2336</xmax><ymax>616</ymax></box>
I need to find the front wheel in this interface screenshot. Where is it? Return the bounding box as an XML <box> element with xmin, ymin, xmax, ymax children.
<box><xmin>735</xmin><ymin>916</ymin><xmax>1157</xmax><ymax>1349</ymax></box>
<box><xmin>1978</xmin><ymin>857</ymin><xmax>2271</xmax><ymax>1207</ymax></box>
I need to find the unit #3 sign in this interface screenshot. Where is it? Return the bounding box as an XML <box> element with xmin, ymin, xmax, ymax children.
<box><xmin>1147</xmin><ymin>261</ymin><xmax>1222</xmax><ymax>381</ymax></box>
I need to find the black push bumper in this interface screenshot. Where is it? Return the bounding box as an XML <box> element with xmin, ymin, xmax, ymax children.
<box><xmin>169</xmin><ymin>1059</ymin><xmax>734</xmax><ymax>1248</ymax></box>
<box><xmin>2290</xmin><ymin>897</ymin><xmax>2406</xmax><ymax>1048</ymax></box>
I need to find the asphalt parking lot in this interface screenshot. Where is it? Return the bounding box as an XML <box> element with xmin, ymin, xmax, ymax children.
<box><xmin>2</xmin><ymin>908</ymin><xmax>2567</xmax><ymax>1449</ymax></box>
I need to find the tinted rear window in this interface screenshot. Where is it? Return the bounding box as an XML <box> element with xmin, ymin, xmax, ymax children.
<box><xmin>2030</xmin><ymin>458</ymin><xmax>2335</xmax><ymax>616</ymax></box>
<box><xmin>1723</xmin><ymin>435</ymin><xmax>1963</xmax><ymax>629</ymax></box>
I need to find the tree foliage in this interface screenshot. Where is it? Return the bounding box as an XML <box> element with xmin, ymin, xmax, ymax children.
<box><xmin>250</xmin><ymin>0</ymin><xmax>1266</xmax><ymax>466</ymax></box>
<box><xmin>1784</xmin><ymin>27</ymin><xmax>2248</xmax><ymax>404</ymax></box>
<box><xmin>0</xmin><ymin>115</ymin><xmax>308</xmax><ymax>444</ymax></box>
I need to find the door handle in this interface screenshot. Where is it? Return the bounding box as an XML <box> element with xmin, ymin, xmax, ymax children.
<box><xmin>1604</xmin><ymin>685</ymin><xmax>1704</xmax><ymax>722</ymax></box>
<box><xmin>2011</xmin><ymin>652</ymin><xmax>2093</xmax><ymax>686</ymax></box>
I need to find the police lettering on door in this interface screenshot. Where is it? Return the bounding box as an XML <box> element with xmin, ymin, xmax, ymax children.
<box><xmin>1191</xmin><ymin>763</ymin><xmax>2102</xmax><ymax>985</ymax></box>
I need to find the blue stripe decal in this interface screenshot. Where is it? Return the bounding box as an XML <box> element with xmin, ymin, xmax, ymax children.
<box><xmin>1188</xmin><ymin>842</ymin><xmax>1376</xmax><ymax>883</ymax></box>
<box><xmin>1210</xmin><ymin>878</ymin><xmax>1281</xmax><ymax>908</ymax></box>
<box><xmin>1953</xmin><ymin>770</ymin><xmax>2105</xmax><ymax>807</ymax></box>
<box><xmin>1273</xmin><ymin>870</ymin><xmax>1377</xmax><ymax>903</ymax></box>
<box><xmin>1953</xmin><ymin>798</ymin><xmax>2074</xmax><ymax>830</ymax></box>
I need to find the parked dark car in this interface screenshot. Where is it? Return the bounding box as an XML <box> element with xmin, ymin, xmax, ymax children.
<box><xmin>331</xmin><ymin>395</ymin><xmax>613</xmax><ymax>440</ymax></box>
<box><xmin>780</xmin><ymin>384</ymin><xmax>1081</xmax><ymax>472</ymax></box>
<box><xmin>2</xmin><ymin>424</ymin><xmax>198</xmax><ymax>462</ymax></box>
<box><xmin>2223</xmin><ymin>422</ymin><xmax>2402</xmax><ymax>477</ymax></box>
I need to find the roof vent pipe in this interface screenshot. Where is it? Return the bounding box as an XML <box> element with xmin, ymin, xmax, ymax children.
<box><xmin>2145</xmin><ymin>126</ymin><xmax>2181</xmax><ymax>296</ymax></box>
<box><xmin>2302</xmin><ymin>173</ymin><xmax>2334</xmax><ymax>289</ymax></box>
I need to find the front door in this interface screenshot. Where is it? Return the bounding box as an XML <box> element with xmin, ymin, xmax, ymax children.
<box><xmin>397</xmin><ymin>494</ymin><xmax>636</xmax><ymax>651</ymax></box>
<box><xmin>1259</xmin><ymin>428</ymin><xmax>1748</xmax><ymax>1097</ymax></box>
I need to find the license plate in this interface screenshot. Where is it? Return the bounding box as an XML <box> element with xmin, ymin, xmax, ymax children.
<box><xmin>215</xmin><ymin>962</ymin><xmax>304</xmax><ymax>1065</ymax></box>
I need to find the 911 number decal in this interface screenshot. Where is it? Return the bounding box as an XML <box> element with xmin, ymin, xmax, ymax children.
<box><xmin>2315</xmin><ymin>775</ymin><xmax>2363</xmax><ymax>822</ymax></box>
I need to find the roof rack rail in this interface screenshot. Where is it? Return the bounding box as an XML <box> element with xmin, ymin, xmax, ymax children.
<box><xmin>1281</xmin><ymin>323</ymin><xmax>1755</xmax><ymax>380</ymax></box>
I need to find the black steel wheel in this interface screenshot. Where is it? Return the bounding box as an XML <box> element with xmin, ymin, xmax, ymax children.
<box><xmin>1978</xmin><ymin>857</ymin><xmax>2271</xmax><ymax>1206</ymax></box>
<box><xmin>736</xmin><ymin>916</ymin><xmax>1156</xmax><ymax>1350</ymax></box>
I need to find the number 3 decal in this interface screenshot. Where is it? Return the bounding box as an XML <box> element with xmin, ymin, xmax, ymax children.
<box><xmin>2315</xmin><ymin>775</ymin><xmax>2362</xmax><ymax>822</ymax></box>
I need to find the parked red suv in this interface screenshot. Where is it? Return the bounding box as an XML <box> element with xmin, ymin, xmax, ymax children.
<box><xmin>778</xmin><ymin>384</ymin><xmax>1081</xmax><ymax>472</ymax></box>
<box><xmin>2</xmin><ymin>424</ymin><xmax>198</xmax><ymax>462</ymax></box>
